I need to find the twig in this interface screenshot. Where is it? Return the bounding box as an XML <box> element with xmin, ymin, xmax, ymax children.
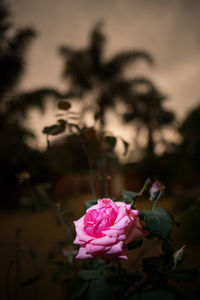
<box><xmin>138</xmin><ymin>178</ymin><xmax>151</xmax><ymax>197</ymax></box>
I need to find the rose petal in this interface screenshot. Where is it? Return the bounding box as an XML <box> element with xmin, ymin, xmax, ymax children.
<box><xmin>102</xmin><ymin>229</ymin><xmax>126</xmax><ymax>241</ymax></box>
<box><xmin>85</xmin><ymin>243</ymin><xmax>107</xmax><ymax>254</ymax></box>
<box><xmin>111</xmin><ymin>215</ymin><xmax>131</xmax><ymax>230</ymax></box>
<box><xmin>115</xmin><ymin>202</ymin><xmax>128</xmax><ymax>208</ymax></box>
<box><xmin>126</xmin><ymin>216</ymin><xmax>148</xmax><ymax>244</ymax></box>
<box><xmin>76</xmin><ymin>246</ymin><xmax>93</xmax><ymax>259</ymax></box>
<box><xmin>86</xmin><ymin>203</ymin><xmax>100</xmax><ymax>213</ymax></box>
<box><xmin>114</xmin><ymin>206</ymin><xmax>127</xmax><ymax>223</ymax></box>
<box><xmin>118</xmin><ymin>254</ymin><xmax>128</xmax><ymax>260</ymax></box>
<box><xmin>74</xmin><ymin>217</ymin><xmax>93</xmax><ymax>243</ymax></box>
<box><xmin>73</xmin><ymin>235</ymin><xmax>85</xmax><ymax>245</ymax></box>
<box><xmin>131</xmin><ymin>209</ymin><xmax>139</xmax><ymax>216</ymax></box>
<box><xmin>105</xmin><ymin>241</ymin><xmax>124</xmax><ymax>255</ymax></box>
<box><xmin>91</xmin><ymin>235</ymin><xmax>117</xmax><ymax>245</ymax></box>
<box><xmin>98</xmin><ymin>198</ymin><xmax>118</xmax><ymax>213</ymax></box>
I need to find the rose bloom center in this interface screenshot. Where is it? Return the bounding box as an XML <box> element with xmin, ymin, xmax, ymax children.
<box><xmin>83</xmin><ymin>206</ymin><xmax>118</xmax><ymax>237</ymax></box>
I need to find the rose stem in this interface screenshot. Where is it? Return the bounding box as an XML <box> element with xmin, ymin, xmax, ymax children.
<box><xmin>81</xmin><ymin>140</ymin><xmax>97</xmax><ymax>200</ymax></box>
<box><xmin>118</xmin><ymin>261</ymin><xmax>121</xmax><ymax>276</ymax></box>
<box><xmin>138</xmin><ymin>178</ymin><xmax>151</xmax><ymax>197</ymax></box>
<box><xmin>56</xmin><ymin>203</ymin><xmax>74</xmax><ymax>244</ymax></box>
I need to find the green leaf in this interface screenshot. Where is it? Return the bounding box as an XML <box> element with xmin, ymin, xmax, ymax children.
<box><xmin>52</xmin><ymin>265</ymin><xmax>69</xmax><ymax>282</ymax></box>
<box><xmin>19</xmin><ymin>196</ymin><xmax>33</xmax><ymax>208</ymax></box>
<box><xmin>141</xmin><ymin>208</ymin><xmax>173</xmax><ymax>239</ymax></box>
<box><xmin>162</xmin><ymin>237</ymin><xmax>177</xmax><ymax>255</ymax></box>
<box><xmin>42</xmin><ymin>120</ymin><xmax>66</xmax><ymax>136</ymax></box>
<box><xmin>104</xmin><ymin>136</ymin><xmax>117</xmax><ymax>150</ymax></box>
<box><xmin>142</xmin><ymin>255</ymin><xmax>173</xmax><ymax>278</ymax></box>
<box><xmin>169</xmin><ymin>264</ymin><xmax>199</xmax><ymax>282</ymax></box>
<box><xmin>85</xmin><ymin>199</ymin><xmax>97</xmax><ymax>209</ymax></box>
<box><xmin>89</xmin><ymin>276</ymin><xmax>112</xmax><ymax>300</ymax></box>
<box><xmin>122</xmin><ymin>190</ymin><xmax>139</xmax><ymax>204</ymax></box>
<box><xmin>126</xmin><ymin>292</ymin><xmax>141</xmax><ymax>300</ymax></box>
<box><xmin>127</xmin><ymin>289</ymin><xmax>177</xmax><ymax>300</ymax></box>
<box><xmin>127</xmin><ymin>239</ymin><xmax>143</xmax><ymax>250</ymax></box>
<box><xmin>80</xmin><ymin>269</ymin><xmax>102</xmax><ymax>280</ymax></box>
<box><xmin>67</xmin><ymin>278</ymin><xmax>89</xmax><ymax>300</ymax></box>
<box><xmin>21</xmin><ymin>273</ymin><xmax>43</xmax><ymax>287</ymax></box>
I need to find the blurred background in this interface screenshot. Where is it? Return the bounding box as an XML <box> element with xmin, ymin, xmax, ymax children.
<box><xmin>0</xmin><ymin>0</ymin><xmax>200</xmax><ymax>299</ymax></box>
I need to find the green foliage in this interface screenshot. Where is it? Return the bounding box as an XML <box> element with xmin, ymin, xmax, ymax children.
<box><xmin>162</xmin><ymin>237</ymin><xmax>177</xmax><ymax>255</ymax></box>
<box><xmin>19</xmin><ymin>183</ymin><xmax>52</xmax><ymax>212</ymax></box>
<box><xmin>89</xmin><ymin>276</ymin><xmax>112</xmax><ymax>300</ymax></box>
<box><xmin>80</xmin><ymin>269</ymin><xmax>102</xmax><ymax>280</ymax></box>
<box><xmin>122</xmin><ymin>189</ymin><xmax>139</xmax><ymax>204</ymax></box>
<box><xmin>43</xmin><ymin>119</ymin><xmax>67</xmax><ymax>136</ymax></box>
<box><xmin>142</xmin><ymin>255</ymin><xmax>173</xmax><ymax>281</ymax></box>
<box><xmin>67</xmin><ymin>278</ymin><xmax>89</xmax><ymax>300</ymax></box>
<box><xmin>169</xmin><ymin>264</ymin><xmax>199</xmax><ymax>282</ymax></box>
<box><xmin>85</xmin><ymin>199</ymin><xmax>98</xmax><ymax>209</ymax></box>
<box><xmin>127</xmin><ymin>239</ymin><xmax>143</xmax><ymax>251</ymax></box>
<box><xmin>52</xmin><ymin>264</ymin><xmax>69</xmax><ymax>282</ymax></box>
<box><xmin>20</xmin><ymin>273</ymin><xmax>43</xmax><ymax>287</ymax></box>
<box><xmin>141</xmin><ymin>208</ymin><xmax>173</xmax><ymax>239</ymax></box>
<box><xmin>121</xmin><ymin>179</ymin><xmax>150</xmax><ymax>207</ymax></box>
<box><xmin>142</xmin><ymin>254</ymin><xmax>199</xmax><ymax>285</ymax></box>
<box><xmin>180</xmin><ymin>208</ymin><xmax>200</xmax><ymax>245</ymax></box>
<box><xmin>127</xmin><ymin>289</ymin><xmax>177</xmax><ymax>300</ymax></box>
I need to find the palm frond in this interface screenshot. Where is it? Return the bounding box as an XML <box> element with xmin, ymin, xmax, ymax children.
<box><xmin>89</xmin><ymin>21</ymin><xmax>105</xmax><ymax>69</ymax></box>
<box><xmin>0</xmin><ymin>27</ymin><xmax>36</xmax><ymax>99</ymax></box>
<box><xmin>7</xmin><ymin>88</ymin><xmax>76</xmax><ymax>116</ymax></box>
<box><xmin>0</xmin><ymin>0</ymin><xmax>11</xmax><ymax>43</ymax></box>
<box><xmin>104</xmin><ymin>51</ymin><xmax>154</xmax><ymax>80</ymax></box>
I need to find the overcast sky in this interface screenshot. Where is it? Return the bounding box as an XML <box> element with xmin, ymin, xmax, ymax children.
<box><xmin>8</xmin><ymin>0</ymin><xmax>200</xmax><ymax>151</ymax></box>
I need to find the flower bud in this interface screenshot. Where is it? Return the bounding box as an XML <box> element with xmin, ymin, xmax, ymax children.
<box><xmin>149</xmin><ymin>180</ymin><xmax>165</xmax><ymax>202</ymax></box>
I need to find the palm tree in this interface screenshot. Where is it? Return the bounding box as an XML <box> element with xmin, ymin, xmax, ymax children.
<box><xmin>0</xmin><ymin>0</ymin><xmax>49</xmax><ymax>206</ymax></box>
<box><xmin>0</xmin><ymin>1</ymin><xmax>36</xmax><ymax>104</ymax></box>
<box><xmin>0</xmin><ymin>0</ymin><xmax>37</xmax><ymax>152</ymax></box>
<box><xmin>59</xmin><ymin>22</ymin><xmax>154</xmax><ymax>132</ymax></box>
<box><xmin>123</xmin><ymin>84</ymin><xmax>175</xmax><ymax>158</ymax></box>
<box><xmin>179</xmin><ymin>104</ymin><xmax>200</xmax><ymax>169</ymax></box>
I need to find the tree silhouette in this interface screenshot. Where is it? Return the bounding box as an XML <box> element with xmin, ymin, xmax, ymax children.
<box><xmin>179</xmin><ymin>104</ymin><xmax>200</xmax><ymax>170</ymax></box>
<box><xmin>123</xmin><ymin>84</ymin><xmax>175</xmax><ymax>158</ymax></box>
<box><xmin>59</xmin><ymin>22</ymin><xmax>154</xmax><ymax>131</ymax></box>
<box><xmin>0</xmin><ymin>0</ymin><xmax>36</xmax><ymax>102</ymax></box>
<box><xmin>0</xmin><ymin>0</ymin><xmax>46</xmax><ymax>206</ymax></box>
<box><xmin>0</xmin><ymin>0</ymin><xmax>36</xmax><ymax>153</ymax></box>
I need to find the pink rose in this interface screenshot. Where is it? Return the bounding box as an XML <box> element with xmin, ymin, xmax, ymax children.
<box><xmin>73</xmin><ymin>198</ymin><xmax>147</xmax><ymax>261</ymax></box>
